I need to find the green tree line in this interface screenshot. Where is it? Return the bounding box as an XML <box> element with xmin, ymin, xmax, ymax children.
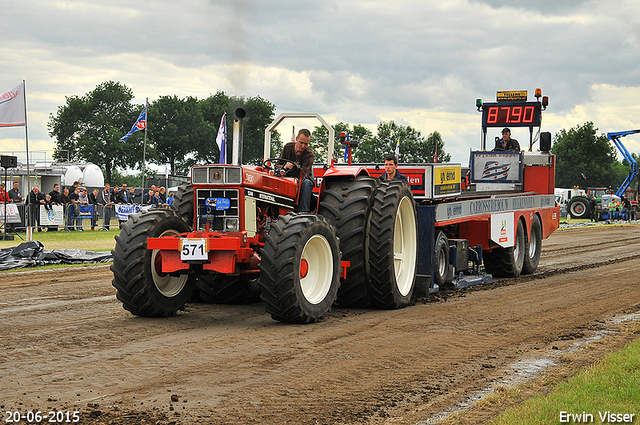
<box><xmin>552</xmin><ymin>121</ymin><xmax>639</xmax><ymax>191</ymax></box>
<box><xmin>48</xmin><ymin>81</ymin><xmax>452</xmax><ymax>183</ymax></box>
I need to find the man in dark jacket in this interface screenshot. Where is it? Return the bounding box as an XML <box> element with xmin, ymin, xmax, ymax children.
<box><xmin>8</xmin><ymin>181</ymin><xmax>22</xmax><ymax>203</ymax></box>
<box><xmin>278</xmin><ymin>128</ymin><xmax>315</xmax><ymax>212</ymax></box>
<box><xmin>27</xmin><ymin>186</ymin><xmax>46</xmax><ymax>231</ymax></box>
<box><xmin>379</xmin><ymin>154</ymin><xmax>408</xmax><ymax>182</ymax></box>
<box><xmin>47</xmin><ymin>184</ymin><xmax>62</xmax><ymax>231</ymax></box>
<box><xmin>494</xmin><ymin>128</ymin><xmax>521</xmax><ymax>151</ymax></box>
<box><xmin>49</xmin><ymin>184</ymin><xmax>62</xmax><ymax>205</ymax></box>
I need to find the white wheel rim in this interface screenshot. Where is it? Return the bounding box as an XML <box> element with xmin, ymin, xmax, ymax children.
<box><xmin>151</xmin><ymin>229</ymin><xmax>188</xmax><ymax>297</ymax></box>
<box><xmin>437</xmin><ymin>242</ymin><xmax>447</xmax><ymax>277</ymax></box>
<box><xmin>300</xmin><ymin>234</ymin><xmax>334</xmax><ymax>305</ymax></box>
<box><xmin>529</xmin><ymin>223</ymin><xmax>539</xmax><ymax>258</ymax></box>
<box><xmin>514</xmin><ymin>222</ymin><xmax>524</xmax><ymax>260</ymax></box>
<box><xmin>393</xmin><ymin>196</ymin><xmax>418</xmax><ymax>296</ymax></box>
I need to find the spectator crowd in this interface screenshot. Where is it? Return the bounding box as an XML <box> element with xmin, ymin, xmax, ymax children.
<box><xmin>2</xmin><ymin>181</ymin><xmax>175</xmax><ymax>232</ymax></box>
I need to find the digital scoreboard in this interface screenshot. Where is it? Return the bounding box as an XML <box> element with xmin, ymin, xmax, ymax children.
<box><xmin>481</xmin><ymin>101</ymin><xmax>542</xmax><ymax>128</ymax></box>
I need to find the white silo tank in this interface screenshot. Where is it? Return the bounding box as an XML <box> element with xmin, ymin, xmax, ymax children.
<box><xmin>83</xmin><ymin>163</ymin><xmax>104</xmax><ymax>188</ymax></box>
<box><xmin>63</xmin><ymin>165</ymin><xmax>83</xmax><ymax>187</ymax></box>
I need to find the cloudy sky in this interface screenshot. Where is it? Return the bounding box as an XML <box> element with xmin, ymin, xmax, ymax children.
<box><xmin>2</xmin><ymin>0</ymin><xmax>639</xmax><ymax>166</ymax></box>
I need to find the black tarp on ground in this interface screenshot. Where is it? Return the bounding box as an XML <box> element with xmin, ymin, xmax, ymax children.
<box><xmin>0</xmin><ymin>241</ymin><xmax>112</xmax><ymax>271</ymax></box>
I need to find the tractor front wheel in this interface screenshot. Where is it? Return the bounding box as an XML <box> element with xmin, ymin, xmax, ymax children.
<box><xmin>258</xmin><ymin>214</ymin><xmax>341</xmax><ymax>324</ymax></box>
<box><xmin>111</xmin><ymin>208</ymin><xmax>195</xmax><ymax>317</ymax></box>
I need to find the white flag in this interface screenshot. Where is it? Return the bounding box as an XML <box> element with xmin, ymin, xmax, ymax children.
<box><xmin>0</xmin><ymin>82</ymin><xmax>26</xmax><ymax>127</ymax></box>
<box><xmin>216</xmin><ymin>113</ymin><xmax>226</xmax><ymax>164</ymax></box>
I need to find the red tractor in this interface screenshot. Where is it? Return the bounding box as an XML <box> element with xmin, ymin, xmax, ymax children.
<box><xmin>111</xmin><ymin>113</ymin><xmax>418</xmax><ymax>323</ymax></box>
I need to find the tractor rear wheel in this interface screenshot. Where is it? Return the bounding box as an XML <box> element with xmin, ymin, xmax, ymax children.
<box><xmin>318</xmin><ymin>176</ymin><xmax>378</xmax><ymax>307</ymax></box>
<box><xmin>368</xmin><ymin>181</ymin><xmax>418</xmax><ymax>309</ymax></box>
<box><xmin>196</xmin><ymin>275</ymin><xmax>261</xmax><ymax>304</ymax></box>
<box><xmin>483</xmin><ymin>218</ymin><xmax>526</xmax><ymax>278</ymax></box>
<box><xmin>522</xmin><ymin>215</ymin><xmax>542</xmax><ymax>274</ymax></box>
<box><xmin>111</xmin><ymin>208</ymin><xmax>195</xmax><ymax>317</ymax></box>
<box><xmin>258</xmin><ymin>214</ymin><xmax>340</xmax><ymax>324</ymax></box>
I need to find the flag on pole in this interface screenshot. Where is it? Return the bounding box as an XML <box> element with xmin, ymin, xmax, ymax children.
<box><xmin>216</xmin><ymin>113</ymin><xmax>226</xmax><ymax>164</ymax></box>
<box><xmin>0</xmin><ymin>82</ymin><xmax>26</xmax><ymax>127</ymax></box>
<box><xmin>433</xmin><ymin>143</ymin><xmax>438</xmax><ymax>163</ymax></box>
<box><xmin>343</xmin><ymin>131</ymin><xmax>350</xmax><ymax>163</ymax></box>
<box><xmin>394</xmin><ymin>139</ymin><xmax>400</xmax><ymax>158</ymax></box>
<box><xmin>120</xmin><ymin>108</ymin><xmax>147</xmax><ymax>142</ymax></box>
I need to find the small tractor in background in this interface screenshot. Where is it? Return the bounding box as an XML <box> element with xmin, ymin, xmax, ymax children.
<box><xmin>566</xmin><ymin>129</ymin><xmax>639</xmax><ymax>221</ymax></box>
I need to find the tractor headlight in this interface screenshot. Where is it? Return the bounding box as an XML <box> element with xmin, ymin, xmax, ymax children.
<box><xmin>224</xmin><ymin>218</ymin><xmax>239</xmax><ymax>232</ymax></box>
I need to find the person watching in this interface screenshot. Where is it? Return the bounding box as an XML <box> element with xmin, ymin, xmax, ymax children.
<box><xmin>128</xmin><ymin>187</ymin><xmax>137</xmax><ymax>204</ymax></box>
<box><xmin>494</xmin><ymin>128</ymin><xmax>521</xmax><ymax>151</ymax></box>
<box><xmin>98</xmin><ymin>183</ymin><xmax>113</xmax><ymax>230</ymax></box>
<box><xmin>49</xmin><ymin>184</ymin><xmax>62</xmax><ymax>205</ymax></box>
<box><xmin>118</xmin><ymin>184</ymin><xmax>130</xmax><ymax>204</ymax></box>
<box><xmin>27</xmin><ymin>185</ymin><xmax>46</xmax><ymax>232</ymax></box>
<box><xmin>8</xmin><ymin>181</ymin><xmax>22</xmax><ymax>203</ymax></box>
<box><xmin>379</xmin><ymin>154</ymin><xmax>408</xmax><ymax>182</ymax></box>
<box><xmin>88</xmin><ymin>188</ymin><xmax>100</xmax><ymax>230</ymax></box>
<box><xmin>278</xmin><ymin>128</ymin><xmax>315</xmax><ymax>213</ymax></box>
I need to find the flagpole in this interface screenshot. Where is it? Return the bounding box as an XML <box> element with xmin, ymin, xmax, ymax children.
<box><xmin>23</xmin><ymin>80</ymin><xmax>30</xmax><ymax>191</ymax></box>
<box><xmin>141</xmin><ymin>97</ymin><xmax>148</xmax><ymax>191</ymax></box>
<box><xmin>23</xmin><ymin>80</ymin><xmax>31</xmax><ymax>231</ymax></box>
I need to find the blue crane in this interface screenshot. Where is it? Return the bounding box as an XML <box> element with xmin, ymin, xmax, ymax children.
<box><xmin>607</xmin><ymin>129</ymin><xmax>639</xmax><ymax>197</ymax></box>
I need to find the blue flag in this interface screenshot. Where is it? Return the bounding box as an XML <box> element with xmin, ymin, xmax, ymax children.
<box><xmin>120</xmin><ymin>108</ymin><xmax>147</xmax><ymax>143</ymax></box>
<box><xmin>343</xmin><ymin>131</ymin><xmax>349</xmax><ymax>163</ymax></box>
<box><xmin>216</xmin><ymin>113</ymin><xmax>226</xmax><ymax>164</ymax></box>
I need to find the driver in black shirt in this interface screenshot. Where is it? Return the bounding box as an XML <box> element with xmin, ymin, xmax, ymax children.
<box><xmin>494</xmin><ymin>128</ymin><xmax>521</xmax><ymax>151</ymax></box>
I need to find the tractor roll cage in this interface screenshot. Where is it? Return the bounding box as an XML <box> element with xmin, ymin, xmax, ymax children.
<box><xmin>264</xmin><ymin>113</ymin><xmax>335</xmax><ymax>167</ymax></box>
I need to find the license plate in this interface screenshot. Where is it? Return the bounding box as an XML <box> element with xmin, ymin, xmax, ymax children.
<box><xmin>180</xmin><ymin>238</ymin><xmax>209</xmax><ymax>260</ymax></box>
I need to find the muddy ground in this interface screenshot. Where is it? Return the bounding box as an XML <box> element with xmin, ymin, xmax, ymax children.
<box><xmin>1</xmin><ymin>224</ymin><xmax>639</xmax><ymax>425</ymax></box>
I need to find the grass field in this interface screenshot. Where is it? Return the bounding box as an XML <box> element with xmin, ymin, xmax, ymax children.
<box><xmin>0</xmin><ymin>227</ymin><xmax>120</xmax><ymax>251</ymax></box>
<box><xmin>490</xmin><ymin>330</ymin><xmax>640</xmax><ymax>424</ymax></box>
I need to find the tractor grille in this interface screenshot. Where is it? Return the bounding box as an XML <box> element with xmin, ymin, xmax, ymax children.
<box><xmin>196</xmin><ymin>188</ymin><xmax>240</xmax><ymax>232</ymax></box>
<box><xmin>191</xmin><ymin>166</ymin><xmax>242</xmax><ymax>184</ymax></box>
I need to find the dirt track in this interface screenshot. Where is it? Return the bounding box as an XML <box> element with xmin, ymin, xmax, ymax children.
<box><xmin>1</xmin><ymin>224</ymin><xmax>640</xmax><ymax>425</ymax></box>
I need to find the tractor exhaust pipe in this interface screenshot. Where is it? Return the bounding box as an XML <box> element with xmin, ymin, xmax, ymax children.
<box><xmin>232</xmin><ymin>108</ymin><xmax>246</xmax><ymax>165</ymax></box>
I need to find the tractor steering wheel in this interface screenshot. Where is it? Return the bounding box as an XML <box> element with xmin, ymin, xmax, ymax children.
<box><xmin>262</xmin><ymin>158</ymin><xmax>300</xmax><ymax>177</ymax></box>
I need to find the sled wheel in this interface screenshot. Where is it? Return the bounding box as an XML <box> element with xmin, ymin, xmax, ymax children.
<box><xmin>522</xmin><ymin>215</ymin><xmax>542</xmax><ymax>274</ymax></box>
<box><xmin>483</xmin><ymin>218</ymin><xmax>526</xmax><ymax>278</ymax></box>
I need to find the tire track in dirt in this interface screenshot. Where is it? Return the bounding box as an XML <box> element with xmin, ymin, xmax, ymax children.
<box><xmin>0</xmin><ymin>225</ymin><xmax>639</xmax><ymax>424</ymax></box>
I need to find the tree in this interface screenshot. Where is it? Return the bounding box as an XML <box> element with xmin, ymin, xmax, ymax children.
<box><xmin>48</xmin><ymin>81</ymin><xmax>142</xmax><ymax>184</ymax></box>
<box><xmin>147</xmin><ymin>95</ymin><xmax>214</xmax><ymax>174</ymax></box>
<box><xmin>552</xmin><ymin>122</ymin><xmax>619</xmax><ymax>188</ymax></box>
<box><xmin>309</xmin><ymin>122</ymin><xmax>373</xmax><ymax>163</ymax></box>
<box><xmin>199</xmin><ymin>92</ymin><xmax>278</xmax><ymax>165</ymax></box>
<box><xmin>356</xmin><ymin>121</ymin><xmax>450</xmax><ymax>163</ymax></box>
